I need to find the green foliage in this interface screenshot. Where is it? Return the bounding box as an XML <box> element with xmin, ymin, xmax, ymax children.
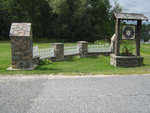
<box><xmin>0</xmin><ymin>0</ymin><xmax>122</xmax><ymax>41</ymax></box>
<box><xmin>39</xmin><ymin>59</ymin><xmax>52</xmax><ymax>65</ymax></box>
<box><xmin>94</xmin><ymin>40</ymin><xmax>109</xmax><ymax>45</ymax></box>
<box><xmin>120</xmin><ymin>45</ymin><xmax>134</xmax><ymax>56</ymax></box>
<box><xmin>0</xmin><ymin>0</ymin><xmax>10</xmax><ymax>39</ymax></box>
<box><xmin>120</xmin><ymin>40</ymin><xmax>135</xmax><ymax>56</ymax></box>
<box><xmin>111</xmin><ymin>0</ymin><xmax>122</xmax><ymax>14</ymax></box>
<box><xmin>109</xmin><ymin>0</ymin><xmax>122</xmax><ymax>37</ymax></box>
<box><xmin>142</xmin><ymin>24</ymin><xmax>150</xmax><ymax>41</ymax></box>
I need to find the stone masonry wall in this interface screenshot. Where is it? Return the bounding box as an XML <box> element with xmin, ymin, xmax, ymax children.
<box><xmin>10</xmin><ymin>23</ymin><xmax>33</xmax><ymax>69</ymax></box>
<box><xmin>78</xmin><ymin>41</ymin><xmax>88</xmax><ymax>57</ymax></box>
<box><xmin>52</xmin><ymin>43</ymin><xmax>64</xmax><ymax>61</ymax></box>
<box><xmin>110</xmin><ymin>54</ymin><xmax>143</xmax><ymax>67</ymax></box>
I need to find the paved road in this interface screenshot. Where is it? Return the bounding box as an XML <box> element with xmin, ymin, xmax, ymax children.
<box><xmin>0</xmin><ymin>75</ymin><xmax>150</xmax><ymax>113</ymax></box>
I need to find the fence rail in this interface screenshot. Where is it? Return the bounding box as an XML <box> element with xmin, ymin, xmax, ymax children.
<box><xmin>33</xmin><ymin>46</ymin><xmax>54</xmax><ymax>59</ymax></box>
<box><xmin>88</xmin><ymin>44</ymin><xmax>111</xmax><ymax>53</ymax></box>
<box><xmin>33</xmin><ymin>44</ymin><xmax>111</xmax><ymax>59</ymax></box>
<box><xmin>64</xmin><ymin>46</ymin><xmax>79</xmax><ymax>55</ymax></box>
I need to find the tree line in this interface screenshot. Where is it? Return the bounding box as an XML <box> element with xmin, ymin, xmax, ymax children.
<box><xmin>142</xmin><ymin>24</ymin><xmax>150</xmax><ymax>41</ymax></box>
<box><xmin>0</xmin><ymin>0</ymin><xmax>121</xmax><ymax>42</ymax></box>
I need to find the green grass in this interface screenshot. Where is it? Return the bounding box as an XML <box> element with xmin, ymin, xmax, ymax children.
<box><xmin>0</xmin><ymin>41</ymin><xmax>150</xmax><ymax>75</ymax></box>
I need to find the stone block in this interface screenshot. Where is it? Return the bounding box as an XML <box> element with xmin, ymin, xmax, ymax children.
<box><xmin>52</xmin><ymin>43</ymin><xmax>64</xmax><ymax>61</ymax></box>
<box><xmin>9</xmin><ymin>23</ymin><xmax>33</xmax><ymax>70</ymax></box>
<box><xmin>78</xmin><ymin>41</ymin><xmax>88</xmax><ymax>57</ymax></box>
<box><xmin>110</xmin><ymin>54</ymin><xmax>143</xmax><ymax>67</ymax></box>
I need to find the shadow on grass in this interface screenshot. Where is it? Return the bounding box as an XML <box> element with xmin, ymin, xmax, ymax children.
<box><xmin>36</xmin><ymin>67</ymin><xmax>62</xmax><ymax>71</ymax></box>
<box><xmin>64</xmin><ymin>55</ymin><xmax>101</xmax><ymax>62</ymax></box>
<box><xmin>116</xmin><ymin>64</ymin><xmax>148</xmax><ymax>69</ymax></box>
<box><xmin>64</xmin><ymin>56</ymin><xmax>79</xmax><ymax>62</ymax></box>
<box><xmin>143</xmin><ymin>63</ymin><xmax>150</xmax><ymax>67</ymax></box>
<box><xmin>86</xmin><ymin>56</ymin><xmax>99</xmax><ymax>59</ymax></box>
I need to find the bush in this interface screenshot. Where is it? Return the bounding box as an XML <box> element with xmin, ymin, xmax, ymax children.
<box><xmin>39</xmin><ymin>59</ymin><xmax>52</xmax><ymax>65</ymax></box>
<box><xmin>120</xmin><ymin>45</ymin><xmax>134</xmax><ymax>56</ymax></box>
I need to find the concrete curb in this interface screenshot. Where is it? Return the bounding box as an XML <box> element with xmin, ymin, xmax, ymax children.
<box><xmin>0</xmin><ymin>74</ymin><xmax>150</xmax><ymax>80</ymax></box>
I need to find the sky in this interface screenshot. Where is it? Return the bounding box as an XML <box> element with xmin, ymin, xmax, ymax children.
<box><xmin>110</xmin><ymin>0</ymin><xmax>150</xmax><ymax>23</ymax></box>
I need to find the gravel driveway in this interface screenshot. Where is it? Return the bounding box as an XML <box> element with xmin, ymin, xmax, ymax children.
<box><xmin>0</xmin><ymin>75</ymin><xmax>150</xmax><ymax>113</ymax></box>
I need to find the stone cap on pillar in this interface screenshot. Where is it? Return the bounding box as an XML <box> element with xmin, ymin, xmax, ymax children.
<box><xmin>9</xmin><ymin>23</ymin><xmax>32</xmax><ymax>37</ymax></box>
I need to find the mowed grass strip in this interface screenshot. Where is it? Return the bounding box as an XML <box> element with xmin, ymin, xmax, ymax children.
<box><xmin>0</xmin><ymin>41</ymin><xmax>150</xmax><ymax>75</ymax></box>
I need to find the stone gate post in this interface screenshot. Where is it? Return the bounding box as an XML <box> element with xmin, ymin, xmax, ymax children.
<box><xmin>9</xmin><ymin>23</ymin><xmax>34</xmax><ymax>70</ymax></box>
<box><xmin>78</xmin><ymin>41</ymin><xmax>88</xmax><ymax>57</ymax></box>
<box><xmin>52</xmin><ymin>43</ymin><xmax>64</xmax><ymax>61</ymax></box>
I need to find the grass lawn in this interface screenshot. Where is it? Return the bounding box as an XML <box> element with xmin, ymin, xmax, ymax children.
<box><xmin>0</xmin><ymin>41</ymin><xmax>150</xmax><ymax>75</ymax></box>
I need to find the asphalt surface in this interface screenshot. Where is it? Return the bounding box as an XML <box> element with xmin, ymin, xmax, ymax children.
<box><xmin>0</xmin><ymin>75</ymin><xmax>150</xmax><ymax>113</ymax></box>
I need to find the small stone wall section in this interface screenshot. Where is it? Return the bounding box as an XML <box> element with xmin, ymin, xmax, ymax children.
<box><xmin>110</xmin><ymin>54</ymin><xmax>143</xmax><ymax>67</ymax></box>
<box><xmin>78</xmin><ymin>41</ymin><xmax>88</xmax><ymax>57</ymax></box>
<box><xmin>52</xmin><ymin>43</ymin><xmax>64</xmax><ymax>61</ymax></box>
<box><xmin>9</xmin><ymin>23</ymin><xmax>33</xmax><ymax>69</ymax></box>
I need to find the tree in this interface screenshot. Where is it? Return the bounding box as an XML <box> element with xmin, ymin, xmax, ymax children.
<box><xmin>0</xmin><ymin>0</ymin><xmax>122</xmax><ymax>42</ymax></box>
<box><xmin>49</xmin><ymin>0</ymin><xmax>113</xmax><ymax>42</ymax></box>
<box><xmin>142</xmin><ymin>24</ymin><xmax>150</xmax><ymax>41</ymax></box>
<box><xmin>0</xmin><ymin>0</ymin><xmax>54</xmax><ymax>40</ymax></box>
<box><xmin>0</xmin><ymin>0</ymin><xmax>11</xmax><ymax>39</ymax></box>
<box><xmin>111</xmin><ymin>0</ymin><xmax>122</xmax><ymax>14</ymax></box>
<box><xmin>109</xmin><ymin>0</ymin><xmax>122</xmax><ymax>39</ymax></box>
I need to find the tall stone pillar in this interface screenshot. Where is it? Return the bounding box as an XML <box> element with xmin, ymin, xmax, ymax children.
<box><xmin>78</xmin><ymin>41</ymin><xmax>88</xmax><ymax>57</ymax></box>
<box><xmin>9</xmin><ymin>23</ymin><xmax>34</xmax><ymax>70</ymax></box>
<box><xmin>52</xmin><ymin>43</ymin><xmax>64</xmax><ymax>61</ymax></box>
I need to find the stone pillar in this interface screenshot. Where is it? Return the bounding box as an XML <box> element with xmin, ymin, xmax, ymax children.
<box><xmin>52</xmin><ymin>43</ymin><xmax>64</xmax><ymax>61</ymax></box>
<box><xmin>78</xmin><ymin>41</ymin><xmax>88</xmax><ymax>57</ymax></box>
<box><xmin>9</xmin><ymin>23</ymin><xmax>33</xmax><ymax>70</ymax></box>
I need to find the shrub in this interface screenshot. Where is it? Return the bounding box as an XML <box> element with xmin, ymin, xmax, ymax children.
<box><xmin>39</xmin><ymin>59</ymin><xmax>52</xmax><ymax>65</ymax></box>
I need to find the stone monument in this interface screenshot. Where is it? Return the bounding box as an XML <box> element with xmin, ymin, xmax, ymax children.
<box><xmin>9</xmin><ymin>23</ymin><xmax>34</xmax><ymax>70</ymax></box>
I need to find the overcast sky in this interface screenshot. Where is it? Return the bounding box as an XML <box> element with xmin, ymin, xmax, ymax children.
<box><xmin>110</xmin><ymin>0</ymin><xmax>150</xmax><ymax>22</ymax></box>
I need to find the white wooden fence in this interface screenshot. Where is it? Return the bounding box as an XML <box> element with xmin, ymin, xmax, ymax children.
<box><xmin>88</xmin><ymin>44</ymin><xmax>111</xmax><ymax>53</ymax></box>
<box><xmin>33</xmin><ymin>46</ymin><xmax>39</xmax><ymax>57</ymax></box>
<box><xmin>33</xmin><ymin>46</ymin><xmax>54</xmax><ymax>59</ymax></box>
<box><xmin>64</xmin><ymin>46</ymin><xmax>79</xmax><ymax>55</ymax></box>
<box><xmin>33</xmin><ymin>44</ymin><xmax>111</xmax><ymax>59</ymax></box>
